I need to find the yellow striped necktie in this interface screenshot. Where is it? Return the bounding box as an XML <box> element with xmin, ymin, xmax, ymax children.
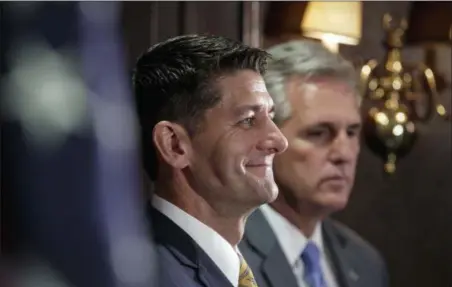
<box><xmin>238</xmin><ymin>254</ymin><xmax>259</xmax><ymax>287</ymax></box>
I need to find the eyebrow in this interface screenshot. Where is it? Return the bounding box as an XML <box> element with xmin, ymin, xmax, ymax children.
<box><xmin>349</xmin><ymin>122</ymin><xmax>362</xmax><ymax>129</ymax></box>
<box><xmin>233</xmin><ymin>104</ymin><xmax>275</xmax><ymax>117</ymax></box>
<box><xmin>309</xmin><ymin>121</ymin><xmax>362</xmax><ymax>129</ymax></box>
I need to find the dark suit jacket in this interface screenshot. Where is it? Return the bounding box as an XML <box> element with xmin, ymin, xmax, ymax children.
<box><xmin>239</xmin><ymin>209</ymin><xmax>389</xmax><ymax>287</ymax></box>
<box><xmin>148</xmin><ymin>206</ymin><xmax>234</xmax><ymax>287</ymax></box>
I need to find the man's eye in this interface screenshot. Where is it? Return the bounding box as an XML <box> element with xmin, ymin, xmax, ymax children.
<box><xmin>239</xmin><ymin>116</ymin><xmax>256</xmax><ymax>127</ymax></box>
<box><xmin>347</xmin><ymin>129</ymin><xmax>360</xmax><ymax>137</ymax></box>
<box><xmin>307</xmin><ymin>130</ymin><xmax>325</xmax><ymax>137</ymax></box>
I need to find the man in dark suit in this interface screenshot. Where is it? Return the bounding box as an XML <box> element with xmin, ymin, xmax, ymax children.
<box><xmin>239</xmin><ymin>40</ymin><xmax>389</xmax><ymax>287</ymax></box>
<box><xmin>133</xmin><ymin>34</ymin><xmax>288</xmax><ymax>287</ymax></box>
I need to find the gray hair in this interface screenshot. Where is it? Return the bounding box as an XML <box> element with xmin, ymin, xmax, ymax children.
<box><xmin>264</xmin><ymin>40</ymin><xmax>359</xmax><ymax>125</ymax></box>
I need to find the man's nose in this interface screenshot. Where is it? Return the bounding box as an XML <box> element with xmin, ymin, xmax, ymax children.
<box><xmin>329</xmin><ymin>132</ymin><xmax>358</xmax><ymax>165</ymax></box>
<box><xmin>256</xmin><ymin>120</ymin><xmax>288</xmax><ymax>154</ymax></box>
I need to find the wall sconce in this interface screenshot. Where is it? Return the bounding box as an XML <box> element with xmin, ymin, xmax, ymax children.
<box><xmin>263</xmin><ymin>1</ymin><xmax>362</xmax><ymax>53</ymax></box>
<box><xmin>360</xmin><ymin>14</ymin><xmax>450</xmax><ymax>174</ymax></box>
<box><xmin>301</xmin><ymin>1</ymin><xmax>362</xmax><ymax>53</ymax></box>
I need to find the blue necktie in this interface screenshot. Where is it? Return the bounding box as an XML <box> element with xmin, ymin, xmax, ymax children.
<box><xmin>301</xmin><ymin>242</ymin><xmax>327</xmax><ymax>287</ymax></box>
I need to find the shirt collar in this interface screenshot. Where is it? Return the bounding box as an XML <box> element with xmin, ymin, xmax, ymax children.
<box><xmin>260</xmin><ymin>204</ymin><xmax>324</xmax><ymax>266</ymax></box>
<box><xmin>152</xmin><ymin>195</ymin><xmax>240</xmax><ymax>287</ymax></box>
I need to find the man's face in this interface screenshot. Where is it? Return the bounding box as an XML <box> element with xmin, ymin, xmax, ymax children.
<box><xmin>188</xmin><ymin>70</ymin><xmax>288</xmax><ymax>215</ymax></box>
<box><xmin>273</xmin><ymin>77</ymin><xmax>362</xmax><ymax>214</ymax></box>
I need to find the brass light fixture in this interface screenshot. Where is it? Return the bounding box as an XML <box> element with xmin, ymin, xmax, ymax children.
<box><xmin>360</xmin><ymin>14</ymin><xmax>449</xmax><ymax>174</ymax></box>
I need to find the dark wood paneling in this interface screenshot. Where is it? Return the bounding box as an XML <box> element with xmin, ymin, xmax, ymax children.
<box><xmin>121</xmin><ymin>1</ymin><xmax>245</xmax><ymax>71</ymax></box>
<box><xmin>336</xmin><ymin>3</ymin><xmax>452</xmax><ymax>287</ymax></box>
<box><xmin>121</xmin><ymin>2</ymin><xmax>153</xmax><ymax>72</ymax></box>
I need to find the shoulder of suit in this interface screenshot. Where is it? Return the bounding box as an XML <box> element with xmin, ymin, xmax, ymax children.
<box><xmin>326</xmin><ymin>219</ymin><xmax>385</xmax><ymax>262</ymax></box>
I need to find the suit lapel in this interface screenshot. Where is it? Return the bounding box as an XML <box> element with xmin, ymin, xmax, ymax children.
<box><xmin>323</xmin><ymin>219</ymin><xmax>360</xmax><ymax>287</ymax></box>
<box><xmin>196</xmin><ymin>250</ymin><xmax>234</xmax><ymax>287</ymax></box>
<box><xmin>242</xmin><ymin>209</ymin><xmax>298</xmax><ymax>287</ymax></box>
<box><xmin>262</xmin><ymin>246</ymin><xmax>299</xmax><ymax>287</ymax></box>
<box><xmin>149</xmin><ymin>205</ymin><xmax>232</xmax><ymax>287</ymax></box>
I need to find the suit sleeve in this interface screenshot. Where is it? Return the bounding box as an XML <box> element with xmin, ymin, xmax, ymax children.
<box><xmin>379</xmin><ymin>253</ymin><xmax>390</xmax><ymax>287</ymax></box>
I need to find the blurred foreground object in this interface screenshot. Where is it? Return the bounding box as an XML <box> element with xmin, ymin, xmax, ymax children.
<box><xmin>359</xmin><ymin>14</ymin><xmax>450</xmax><ymax>175</ymax></box>
<box><xmin>1</xmin><ymin>2</ymin><xmax>156</xmax><ymax>286</ymax></box>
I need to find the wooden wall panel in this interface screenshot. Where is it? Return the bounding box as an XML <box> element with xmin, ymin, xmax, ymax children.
<box><xmin>121</xmin><ymin>1</ymin><xmax>246</xmax><ymax>71</ymax></box>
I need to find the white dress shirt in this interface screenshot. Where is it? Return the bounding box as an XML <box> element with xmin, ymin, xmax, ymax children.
<box><xmin>260</xmin><ymin>205</ymin><xmax>339</xmax><ymax>287</ymax></box>
<box><xmin>152</xmin><ymin>195</ymin><xmax>240</xmax><ymax>287</ymax></box>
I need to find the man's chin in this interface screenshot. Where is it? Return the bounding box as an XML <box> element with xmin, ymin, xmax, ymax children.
<box><xmin>316</xmin><ymin>197</ymin><xmax>349</xmax><ymax>214</ymax></box>
<box><xmin>250</xmin><ymin>181</ymin><xmax>279</xmax><ymax>206</ymax></box>
<box><xmin>267</xmin><ymin>184</ymin><xmax>280</xmax><ymax>203</ymax></box>
<box><xmin>259</xmin><ymin>178</ymin><xmax>279</xmax><ymax>201</ymax></box>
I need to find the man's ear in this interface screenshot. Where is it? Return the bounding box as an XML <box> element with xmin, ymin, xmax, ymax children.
<box><xmin>152</xmin><ymin>121</ymin><xmax>191</xmax><ymax>169</ymax></box>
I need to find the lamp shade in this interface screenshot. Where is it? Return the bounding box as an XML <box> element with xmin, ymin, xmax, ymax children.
<box><xmin>405</xmin><ymin>2</ymin><xmax>452</xmax><ymax>45</ymax></box>
<box><xmin>301</xmin><ymin>2</ymin><xmax>362</xmax><ymax>46</ymax></box>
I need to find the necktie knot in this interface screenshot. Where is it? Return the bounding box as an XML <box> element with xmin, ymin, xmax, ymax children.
<box><xmin>238</xmin><ymin>254</ymin><xmax>258</xmax><ymax>287</ymax></box>
<box><xmin>301</xmin><ymin>242</ymin><xmax>326</xmax><ymax>287</ymax></box>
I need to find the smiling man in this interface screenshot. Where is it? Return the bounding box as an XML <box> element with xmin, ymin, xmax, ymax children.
<box><xmin>133</xmin><ymin>34</ymin><xmax>288</xmax><ymax>287</ymax></box>
<box><xmin>239</xmin><ymin>40</ymin><xmax>389</xmax><ymax>287</ymax></box>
